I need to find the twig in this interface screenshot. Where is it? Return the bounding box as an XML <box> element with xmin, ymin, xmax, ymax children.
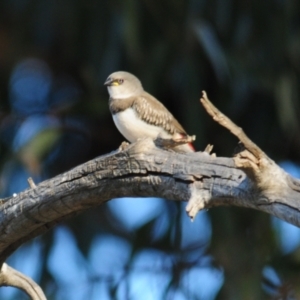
<box><xmin>200</xmin><ymin>91</ymin><xmax>264</xmax><ymax>159</ymax></box>
<box><xmin>27</xmin><ymin>178</ymin><xmax>36</xmax><ymax>189</ymax></box>
<box><xmin>0</xmin><ymin>263</ymin><xmax>47</xmax><ymax>300</ymax></box>
<box><xmin>199</xmin><ymin>91</ymin><xmax>287</xmax><ymax>192</ymax></box>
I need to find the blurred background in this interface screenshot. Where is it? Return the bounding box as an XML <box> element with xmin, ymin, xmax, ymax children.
<box><xmin>0</xmin><ymin>0</ymin><xmax>300</xmax><ymax>299</ymax></box>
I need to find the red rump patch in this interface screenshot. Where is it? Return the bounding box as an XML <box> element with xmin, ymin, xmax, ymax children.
<box><xmin>188</xmin><ymin>143</ymin><xmax>195</xmax><ymax>151</ymax></box>
<box><xmin>177</xmin><ymin>133</ymin><xmax>195</xmax><ymax>152</ymax></box>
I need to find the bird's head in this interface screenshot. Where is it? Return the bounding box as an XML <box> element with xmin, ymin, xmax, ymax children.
<box><xmin>104</xmin><ymin>71</ymin><xmax>143</xmax><ymax>99</ymax></box>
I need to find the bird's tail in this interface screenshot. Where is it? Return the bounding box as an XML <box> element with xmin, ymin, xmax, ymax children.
<box><xmin>177</xmin><ymin>132</ymin><xmax>195</xmax><ymax>152</ymax></box>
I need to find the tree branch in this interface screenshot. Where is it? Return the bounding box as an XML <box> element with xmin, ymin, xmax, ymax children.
<box><xmin>200</xmin><ymin>91</ymin><xmax>262</xmax><ymax>158</ymax></box>
<box><xmin>0</xmin><ymin>263</ymin><xmax>46</xmax><ymax>300</ymax></box>
<box><xmin>0</xmin><ymin>92</ymin><xmax>300</xmax><ymax>298</ymax></box>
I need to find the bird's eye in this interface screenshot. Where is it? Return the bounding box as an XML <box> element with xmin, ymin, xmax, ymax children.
<box><xmin>118</xmin><ymin>79</ymin><xmax>124</xmax><ymax>84</ymax></box>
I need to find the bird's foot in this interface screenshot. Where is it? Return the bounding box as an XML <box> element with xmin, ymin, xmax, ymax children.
<box><xmin>118</xmin><ymin>141</ymin><xmax>130</xmax><ymax>151</ymax></box>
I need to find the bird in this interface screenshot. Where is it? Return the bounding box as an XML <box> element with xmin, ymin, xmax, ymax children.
<box><xmin>104</xmin><ymin>71</ymin><xmax>195</xmax><ymax>153</ymax></box>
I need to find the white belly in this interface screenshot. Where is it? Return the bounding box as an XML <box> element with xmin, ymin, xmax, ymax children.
<box><xmin>112</xmin><ymin>108</ymin><xmax>168</xmax><ymax>142</ymax></box>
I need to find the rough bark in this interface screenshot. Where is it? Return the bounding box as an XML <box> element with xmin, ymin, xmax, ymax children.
<box><xmin>0</xmin><ymin>92</ymin><xmax>300</xmax><ymax>299</ymax></box>
<box><xmin>0</xmin><ymin>139</ymin><xmax>245</xmax><ymax>264</ymax></box>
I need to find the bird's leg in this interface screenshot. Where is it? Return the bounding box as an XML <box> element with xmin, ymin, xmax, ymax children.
<box><xmin>118</xmin><ymin>141</ymin><xmax>130</xmax><ymax>151</ymax></box>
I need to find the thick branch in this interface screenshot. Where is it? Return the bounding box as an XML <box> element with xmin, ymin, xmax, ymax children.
<box><xmin>0</xmin><ymin>92</ymin><xmax>299</xmax><ymax>298</ymax></box>
<box><xmin>0</xmin><ymin>136</ymin><xmax>300</xmax><ymax>267</ymax></box>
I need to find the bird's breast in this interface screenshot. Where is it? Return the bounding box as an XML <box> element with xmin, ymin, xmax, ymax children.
<box><xmin>112</xmin><ymin>108</ymin><xmax>168</xmax><ymax>142</ymax></box>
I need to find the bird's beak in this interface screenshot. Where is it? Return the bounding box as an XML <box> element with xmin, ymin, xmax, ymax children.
<box><xmin>104</xmin><ymin>77</ymin><xmax>112</xmax><ymax>86</ymax></box>
<box><xmin>104</xmin><ymin>78</ymin><xmax>119</xmax><ymax>86</ymax></box>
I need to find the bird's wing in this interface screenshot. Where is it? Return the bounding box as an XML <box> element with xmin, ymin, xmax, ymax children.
<box><xmin>133</xmin><ymin>92</ymin><xmax>187</xmax><ymax>136</ymax></box>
